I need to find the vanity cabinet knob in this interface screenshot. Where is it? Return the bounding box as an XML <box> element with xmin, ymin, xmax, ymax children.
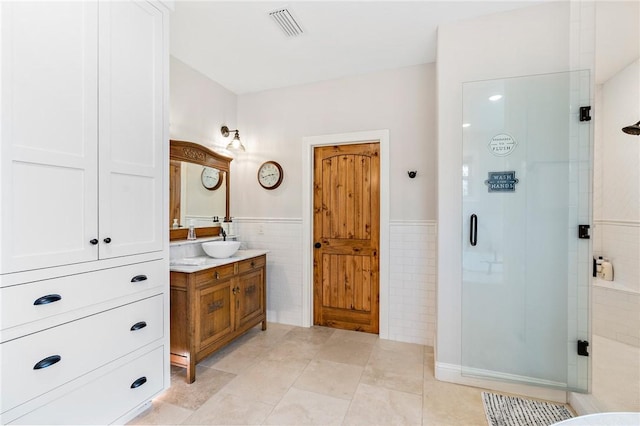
<box><xmin>131</xmin><ymin>275</ymin><xmax>148</xmax><ymax>283</ymax></box>
<box><xmin>33</xmin><ymin>355</ymin><xmax>61</xmax><ymax>370</ymax></box>
<box><xmin>130</xmin><ymin>376</ymin><xmax>147</xmax><ymax>389</ymax></box>
<box><xmin>33</xmin><ymin>294</ymin><xmax>62</xmax><ymax>306</ymax></box>
<box><xmin>314</xmin><ymin>242</ymin><xmax>321</xmax><ymax>249</ymax></box>
<box><xmin>90</xmin><ymin>239</ymin><xmax>99</xmax><ymax>245</ymax></box>
<box><xmin>215</xmin><ymin>272</ymin><xmax>220</xmax><ymax>280</ymax></box>
<box><xmin>250</xmin><ymin>261</ymin><xmax>255</xmax><ymax>268</ymax></box>
<box><xmin>103</xmin><ymin>237</ymin><xmax>112</xmax><ymax>244</ymax></box>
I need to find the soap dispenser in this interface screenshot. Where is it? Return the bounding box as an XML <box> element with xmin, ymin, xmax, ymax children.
<box><xmin>601</xmin><ymin>258</ymin><xmax>614</xmax><ymax>281</ymax></box>
<box><xmin>187</xmin><ymin>220</ymin><xmax>196</xmax><ymax>240</ymax></box>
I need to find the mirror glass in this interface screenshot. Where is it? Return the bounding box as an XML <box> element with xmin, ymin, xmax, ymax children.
<box><xmin>172</xmin><ymin>162</ymin><xmax>226</xmax><ymax>228</ymax></box>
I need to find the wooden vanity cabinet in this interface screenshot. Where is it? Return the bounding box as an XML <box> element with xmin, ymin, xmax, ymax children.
<box><xmin>170</xmin><ymin>254</ymin><xmax>267</xmax><ymax>383</ymax></box>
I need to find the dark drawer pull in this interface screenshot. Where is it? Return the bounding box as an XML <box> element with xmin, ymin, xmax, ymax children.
<box><xmin>33</xmin><ymin>355</ymin><xmax>61</xmax><ymax>370</ymax></box>
<box><xmin>130</xmin><ymin>376</ymin><xmax>147</xmax><ymax>389</ymax></box>
<box><xmin>130</xmin><ymin>321</ymin><xmax>147</xmax><ymax>331</ymax></box>
<box><xmin>131</xmin><ymin>275</ymin><xmax>148</xmax><ymax>283</ymax></box>
<box><xmin>33</xmin><ymin>294</ymin><xmax>62</xmax><ymax>306</ymax></box>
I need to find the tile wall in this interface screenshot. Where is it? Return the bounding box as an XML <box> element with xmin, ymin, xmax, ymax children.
<box><xmin>234</xmin><ymin>218</ymin><xmax>437</xmax><ymax>347</ymax></box>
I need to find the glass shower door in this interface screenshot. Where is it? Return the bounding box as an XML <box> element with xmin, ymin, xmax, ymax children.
<box><xmin>461</xmin><ymin>71</ymin><xmax>591</xmax><ymax>392</ymax></box>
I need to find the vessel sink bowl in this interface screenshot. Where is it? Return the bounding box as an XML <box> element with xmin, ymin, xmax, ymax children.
<box><xmin>202</xmin><ymin>241</ymin><xmax>241</xmax><ymax>258</ymax></box>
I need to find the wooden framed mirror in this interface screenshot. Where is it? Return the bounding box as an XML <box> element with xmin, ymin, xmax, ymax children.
<box><xmin>169</xmin><ymin>140</ymin><xmax>232</xmax><ymax>241</ymax></box>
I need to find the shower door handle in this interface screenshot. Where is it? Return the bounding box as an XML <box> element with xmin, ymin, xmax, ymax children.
<box><xmin>470</xmin><ymin>214</ymin><xmax>477</xmax><ymax>247</ymax></box>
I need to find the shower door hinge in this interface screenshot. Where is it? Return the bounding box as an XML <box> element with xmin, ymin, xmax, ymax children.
<box><xmin>580</xmin><ymin>106</ymin><xmax>592</xmax><ymax>122</ymax></box>
<box><xmin>577</xmin><ymin>340</ymin><xmax>589</xmax><ymax>356</ymax></box>
<box><xmin>578</xmin><ymin>224</ymin><xmax>590</xmax><ymax>239</ymax></box>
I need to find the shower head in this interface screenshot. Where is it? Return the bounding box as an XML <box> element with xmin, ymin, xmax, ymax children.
<box><xmin>622</xmin><ymin>120</ymin><xmax>640</xmax><ymax>135</ymax></box>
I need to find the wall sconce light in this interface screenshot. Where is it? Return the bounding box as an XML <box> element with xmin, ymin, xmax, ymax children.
<box><xmin>221</xmin><ymin>125</ymin><xmax>246</xmax><ymax>151</ymax></box>
<box><xmin>622</xmin><ymin>120</ymin><xmax>640</xmax><ymax>135</ymax></box>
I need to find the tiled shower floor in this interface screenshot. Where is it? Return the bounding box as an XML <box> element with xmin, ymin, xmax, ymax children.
<box><xmin>128</xmin><ymin>323</ymin><xmax>492</xmax><ymax>425</ymax></box>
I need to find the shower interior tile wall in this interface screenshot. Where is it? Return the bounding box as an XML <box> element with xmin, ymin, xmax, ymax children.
<box><xmin>597</xmin><ymin>223</ymin><xmax>640</xmax><ymax>292</ymax></box>
<box><xmin>234</xmin><ymin>219</ymin><xmax>437</xmax><ymax>346</ymax></box>
<box><xmin>592</xmin><ymin>286</ymin><xmax>640</xmax><ymax>347</ymax></box>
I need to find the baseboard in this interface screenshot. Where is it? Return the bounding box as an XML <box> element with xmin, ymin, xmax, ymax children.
<box><xmin>435</xmin><ymin>362</ymin><xmax>568</xmax><ymax>403</ymax></box>
<box><xmin>114</xmin><ymin>400</ymin><xmax>152</xmax><ymax>425</ymax></box>
<box><xmin>568</xmin><ymin>391</ymin><xmax>601</xmax><ymax>416</ymax></box>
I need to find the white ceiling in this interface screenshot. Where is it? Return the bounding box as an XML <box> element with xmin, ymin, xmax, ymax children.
<box><xmin>170</xmin><ymin>1</ymin><xmax>546</xmax><ymax>94</ymax></box>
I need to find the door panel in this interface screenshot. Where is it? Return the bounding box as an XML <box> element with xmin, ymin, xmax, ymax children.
<box><xmin>0</xmin><ymin>1</ymin><xmax>98</xmax><ymax>273</ymax></box>
<box><xmin>313</xmin><ymin>143</ymin><xmax>379</xmax><ymax>333</ymax></box>
<box><xmin>461</xmin><ymin>71</ymin><xmax>591</xmax><ymax>391</ymax></box>
<box><xmin>98</xmin><ymin>1</ymin><xmax>164</xmax><ymax>258</ymax></box>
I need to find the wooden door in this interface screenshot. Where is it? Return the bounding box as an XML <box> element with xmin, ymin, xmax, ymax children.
<box><xmin>313</xmin><ymin>142</ymin><xmax>380</xmax><ymax>333</ymax></box>
<box><xmin>195</xmin><ymin>277</ymin><xmax>235</xmax><ymax>352</ymax></box>
<box><xmin>237</xmin><ymin>269</ymin><xmax>265</xmax><ymax>330</ymax></box>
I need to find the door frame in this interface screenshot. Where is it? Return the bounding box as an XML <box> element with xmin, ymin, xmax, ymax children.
<box><xmin>302</xmin><ymin>130</ymin><xmax>390</xmax><ymax>338</ymax></box>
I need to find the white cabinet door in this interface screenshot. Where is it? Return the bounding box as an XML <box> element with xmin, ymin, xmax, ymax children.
<box><xmin>0</xmin><ymin>2</ymin><xmax>99</xmax><ymax>273</ymax></box>
<box><xmin>1</xmin><ymin>1</ymin><xmax>166</xmax><ymax>273</ymax></box>
<box><xmin>98</xmin><ymin>1</ymin><xmax>165</xmax><ymax>259</ymax></box>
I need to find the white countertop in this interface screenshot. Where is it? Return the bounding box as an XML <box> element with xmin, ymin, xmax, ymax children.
<box><xmin>169</xmin><ymin>249</ymin><xmax>269</xmax><ymax>273</ymax></box>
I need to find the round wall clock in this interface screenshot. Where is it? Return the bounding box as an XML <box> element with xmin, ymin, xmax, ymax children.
<box><xmin>258</xmin><ymin>161</ymin><xmax>283</xmax><ymax>190</ymax></box>
<box><xmin>201</xmin><ymin>167</ymin><xmax>222</xmax><ymax>190</ymax></box>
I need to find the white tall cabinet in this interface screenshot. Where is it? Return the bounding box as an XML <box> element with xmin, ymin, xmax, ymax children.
<box><xmin>0</xmin><ymin>1</ymin><xmax>171</xmax><ymax>424</ymax></box>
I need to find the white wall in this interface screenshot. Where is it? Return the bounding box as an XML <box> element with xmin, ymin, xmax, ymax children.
<box><xmin>235</xmin><ymin>63</ymin><xmax>437</xmax><ymax>221</ymax></box>
<box><xmin>170</xmin><ymin>56</ymin><xmax>237</xmax><ymax>149</ymax></box>
<box><xmin>435</xmin><ymin>1</ymin><xmax>592</xmax><ymax>400</ymax></box>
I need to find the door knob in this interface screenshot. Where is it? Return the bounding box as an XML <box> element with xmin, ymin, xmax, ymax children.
<box><xmin>314</xmin><ymin>242</ymin><xmax>321</xmax><ymax>249</ymax></box>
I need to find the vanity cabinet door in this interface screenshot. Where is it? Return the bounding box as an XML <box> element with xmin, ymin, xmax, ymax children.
<box><xmin>237</xmin><ymin>268</ymin><xmax>265</xmax><ymax>331</ymax></box>
<box><xmin>195</xmin><ymin>277</ymin><xmax>235</xmax><ymax>352</ymax></box>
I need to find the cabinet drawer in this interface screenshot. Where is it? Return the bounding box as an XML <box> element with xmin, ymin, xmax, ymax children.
<box><xmin>0</xmin><ymin>295</ymin><xmax>163</xmax><ymax>413</ymax></box>
<box><xmin>238</xmin><ymin>255</ymin><xmax>265</xmax><ymax>274</ymax></box>
<box><xmin>11</xmin><ymin>345</ymin><xmax>164</xmax><ymax>425</ymax></box>
<box><xmin>196</xmin><ymin>264</ymin><xmax>235</xmax><ymax>286</ymax></box>
<box><xmin>0</xmin><ymin>261</ymin><xmax>164</xmax><ymax>331</ymax></box>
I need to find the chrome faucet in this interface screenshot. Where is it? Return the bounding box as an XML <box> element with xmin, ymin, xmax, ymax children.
<box><xmin>220</xmin><ymin>228</ymin><xmax>227</xmax><ymax>241</ymax></box>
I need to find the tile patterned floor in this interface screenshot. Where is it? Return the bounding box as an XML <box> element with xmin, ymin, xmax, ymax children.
<box><xmin>129</xmin><ymin>323</ymin><xmax>490</xmax><ymax>425</ymax></box>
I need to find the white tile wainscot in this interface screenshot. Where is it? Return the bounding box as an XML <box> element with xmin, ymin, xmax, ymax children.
<box><xmin>233</xmin><ymin>218</ymin><xmax>437</xmax><ymax>347</ymax></box>
<box><xmin>389</xmin><ymin>220</ymin><xmax>437</xmax><ymax>346</ymax></box>
<box><xmin>234</xmin><ymin>218</ymin><xmax>304</xmax><ymax>327</ymax></box>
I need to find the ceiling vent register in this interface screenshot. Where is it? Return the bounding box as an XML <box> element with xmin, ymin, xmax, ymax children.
<box><xmin>269</xmin><ymin>8</ymin><xmax>303</xmax><ymax>37</ymax></box>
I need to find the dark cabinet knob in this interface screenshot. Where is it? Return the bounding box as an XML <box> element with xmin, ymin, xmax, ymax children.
<box><xmin>131</xmin><ymin>275</ymin><xmax>148</xmax><ymax>283</ymax></box>
<box><xmin>130</xmin><ymin>376</ymin><xmax>147</xmax><ymax>389</ymax></box>
<box><xmin>90</xmin><ymin>239</ymin><xmax>99</xmax><ymax>245</ymax></box>
<box><xmin>314</xmin><ymin>242</ymin><xmax>321</xmax><ymax>249</ymax></box>
<box><xmin>33</xmin><ymin>294</ymin><xmax>62</xmax><ymax>306</ymax></box>
<box><xmin>33</xmin><ymin>355</ymin><xmax>61</xmax><ymax>370</ymax></box>
<box><xmin>103</xmin><ymin>237</ymin><xmax>112</xmax><ymax>244</ymax></box>
<box><xmin>130</xmin><ymin>321</ymin><xmax>147</xmax><ymax>331</ymax></box>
